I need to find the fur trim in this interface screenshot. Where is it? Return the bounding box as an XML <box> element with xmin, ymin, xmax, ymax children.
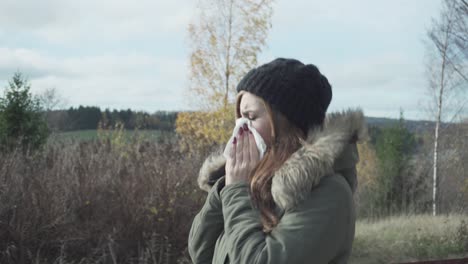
<box><xmin>272</xmin><ymin>108</ymin><xmax>367</xmax><ymax>210</ymax></box>
<box><xmin>198</xmin><ymin>148</ymin><xmax>226</xmax><ymax>192</ymax></box>
<box><xmin>197</xmin><ymin>108</ymin><xmax>368</xmax><ymax>210</ymax></box>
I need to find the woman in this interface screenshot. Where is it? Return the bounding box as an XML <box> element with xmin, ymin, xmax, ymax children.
<box><xmin>188</xmin><ymin>58</ymin><xmax>367</xmax><ymax>264</ymax></box>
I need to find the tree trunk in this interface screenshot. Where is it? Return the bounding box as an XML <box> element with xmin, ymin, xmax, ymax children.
<box><xmin>432</xmin><ymin>112</ymin><xmax>440</xmax><ymax>216</ymax></box>
<box><xmin>224</xmin><ymin>0</ymin><xmax>234</xmax><ymax>108</ymax></box>
<box><xmin>432</xmin><ymin>30</ymin><xmax>448</xmax><ymax>216</ymax></box>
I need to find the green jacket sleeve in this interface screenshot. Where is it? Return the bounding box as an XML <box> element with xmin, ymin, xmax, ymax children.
<box><xmin>220</xmin><ymin>175</ymin><xmax>354</xmax><ymax>264</ymax></box>
<box><xmin>188</xmin><ymin>177</ymin><xmax>225</xmax><ymax>264</ymax></box>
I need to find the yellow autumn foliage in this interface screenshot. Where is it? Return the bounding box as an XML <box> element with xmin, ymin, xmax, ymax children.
<box><xmin>176</xmin><ymin>104</ymin><xmax>235</xmax><ymax>154</ymax></box>
<box><xmin>356</xmin><ymin>141</ymin><xmax>379</xmax><ymax>189</ymax></box>
<box><xmin>180</xmin><ymin>0</ymin><xmax>273</xmax><ymax>154</ymax></box>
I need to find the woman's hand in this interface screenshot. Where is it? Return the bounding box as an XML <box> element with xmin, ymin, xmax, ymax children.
<box><xmin>226</xmin><ymin>123</ymin><xmax>260</xmax><ymax>185</ymax></box>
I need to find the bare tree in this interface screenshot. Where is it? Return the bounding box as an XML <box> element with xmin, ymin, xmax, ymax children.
<box><xmin>37</xmin><ymin>87</ymin><xmax>68</xmax><ymax>132</ymax></box>
<box><xmin>426</xmin><ymin>0</ymin><xmax>468</xmax><ymax>216</ymax></box>
<box><xmin>453</xmin><ymin>0</ymin><xmax>468</xmax><ymax>62</ymax></box>
<box><xmin>38</xmin><ymin>87</ymin><xmax>67</xmax><ymax>111</ymax></box>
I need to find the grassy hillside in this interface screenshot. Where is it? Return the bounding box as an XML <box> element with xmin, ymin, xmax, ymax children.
<box><xmin>351</xmin><ymin>214</ymin><xmax>468</xmax><ymax>264</ymax></box>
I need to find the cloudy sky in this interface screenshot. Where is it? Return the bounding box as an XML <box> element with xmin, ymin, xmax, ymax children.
<box><xmin>0</xmin><ymin>0</ymin><xmax>443</xmax><ymax>120</ymax></box>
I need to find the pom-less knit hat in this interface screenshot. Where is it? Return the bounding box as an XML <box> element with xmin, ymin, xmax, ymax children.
<box><xmin>236</xmin><ymin>58</ymin><xmax>332</xmax><ymax>135</ymax></box>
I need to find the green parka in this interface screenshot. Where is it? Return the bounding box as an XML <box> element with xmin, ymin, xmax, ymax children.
<box><xmin>188</xmin><ymin>109</ymin><xmax>367</xmax><ymax>264</ymax></box>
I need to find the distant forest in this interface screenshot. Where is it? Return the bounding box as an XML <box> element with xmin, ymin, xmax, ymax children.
<box><xmin>44</xmin><ymin>105</ymin><xmax>445</xmax><ymax>136</ymax></box>
<box><xmin>45</xmin><ymin>106</ymin><xmax>178</xmax><ymax>131</ymax></box>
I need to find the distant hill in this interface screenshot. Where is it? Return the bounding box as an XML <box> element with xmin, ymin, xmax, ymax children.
<box><xmin>365</xmin><ymin>116</ymin><xmax>437</xmax><ymax>134</ymax></box>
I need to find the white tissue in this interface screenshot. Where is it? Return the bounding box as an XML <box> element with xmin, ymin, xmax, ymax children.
<box><xmin>223</xmin><ymin>117</ymin><xmax>267</xmax><ymax>160</ymax></box>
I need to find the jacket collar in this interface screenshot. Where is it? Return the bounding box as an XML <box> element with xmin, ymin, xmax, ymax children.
<box><xmin>198</xmin><ymin>108</ymin><xmax>368</xmax><ymax>211</ymax></box>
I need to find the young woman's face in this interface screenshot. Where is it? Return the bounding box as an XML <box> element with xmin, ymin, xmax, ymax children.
<box><xmin>239</xmin><ymin>92</ymin><xmax>273</xmax><ymax>146</ymax></box>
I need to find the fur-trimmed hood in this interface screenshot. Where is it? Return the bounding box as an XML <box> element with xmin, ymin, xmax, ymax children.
<box><xmin>198</xmin><ymin>108</ymin><xmax>368</xmax><ymax>211</ymax></box>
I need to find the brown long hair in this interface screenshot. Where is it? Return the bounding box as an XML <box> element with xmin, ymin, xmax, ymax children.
<box><xmin>236</xmin><ymin>91</ymin><xmax>307</xmax><ymax>233</ymax></box>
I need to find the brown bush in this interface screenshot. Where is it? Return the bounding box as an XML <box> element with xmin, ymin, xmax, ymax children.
<box><xmin>0</xmin><ymin>135</ymin><xmax>207</xmax><ymax>264</ymax></box>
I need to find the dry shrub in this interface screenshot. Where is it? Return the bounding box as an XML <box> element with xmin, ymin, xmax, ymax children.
<box><xmin>0</xmin><ymin>134</ymin><xmax>208</xmax><ymax>263</ymax></box>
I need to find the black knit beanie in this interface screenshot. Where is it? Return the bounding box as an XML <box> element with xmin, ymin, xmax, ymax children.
<box><xmin>236</xmin><ymin>58</ymin><xmax>332</xmax><ymax>135</ymax></box>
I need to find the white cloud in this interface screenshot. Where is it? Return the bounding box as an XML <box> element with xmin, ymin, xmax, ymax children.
<box><xmin>259</xmin><ymin>0</ymin><xmax>442</xmax><ymax>121</ymax></box>
<box><xmin>0</xmin><ymin>0</ymin><xmax>195</xmax><ymax>43</ymax></box>
<box><xmin>0</xmin><ymin>0</ymin><xmax>446</xmax><ymax>120</ymax></box>
<box><xmin>0</xmin><ymin>48</ymin><xmax>57</xmax><ymax>79</ymax></box>
<box><xmin>324</xmin><ymin>53</ymin><xmax>425</xmax><ymax>90</ymax></box>
<box><xmin>0</xmin><ymin>0</ymin><xmax>65</xmax><ymax>30</ymax></box>
<box><xmin>0</xmin><ymin>48</ymin><xmax>164</xmax><ymax>79</ymax></box>
<box><xmin>321</xmin><ymin>53</ymin><xmax>429</xmax><ymax>120</ymax></box>
<box><xmin>0</xmin><ymin>47</ymin><xmax>188</xmax><ymax>111</ymax></box>
<box><xmin>272</xmin><ymin>0</ymin><xmax>439</xmax><ymax>35</ymax></box>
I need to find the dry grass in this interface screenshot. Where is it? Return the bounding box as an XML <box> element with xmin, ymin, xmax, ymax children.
<box><xmin>1</xmin><ymin>133</ymin><xmax>467</xmax><ymax>263</ymax></box>
<box><xmin>351</xmin><ymin>214</ymin><xmax>468</xmax><ymax>264</ymax></box>
<box><xmin>0</xmin><ymin>135</ymin><xmax>208</xmax><ymax>264</ymax></box>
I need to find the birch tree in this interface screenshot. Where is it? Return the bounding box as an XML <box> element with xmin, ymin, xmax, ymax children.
<box><xmin>177</xmin><ymin>0</ymin><xmax>273</xmax><ymax>153</ymax></box>
<box><xmin>426</xmin><ymin>0</ymin><xmax>468</xmax><ymax>216</ymax></box>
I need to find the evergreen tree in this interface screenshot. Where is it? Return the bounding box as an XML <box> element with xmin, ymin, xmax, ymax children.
<box><xmin>373</xmin><ymin>110</ymin><xmax>417</xmax><ymax>216</ymax></box>
<box><xmin>0</xmin><ymin>72</ymin><xmax>49</xmax><ymax>152</ymax></box>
